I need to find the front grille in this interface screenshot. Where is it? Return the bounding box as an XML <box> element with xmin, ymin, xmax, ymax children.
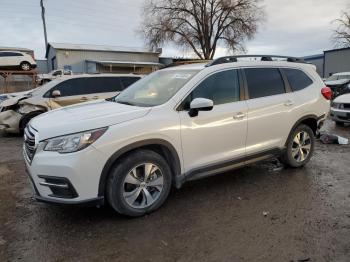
<box><xmin>343</xmin><ymin>103</ymin><xmax>350</xmax><ymax>110</ymax></box>
<box><xmin>24</xmin><ymin>126</ymin><xmax>36</xmax><ymax>163</ymax></box>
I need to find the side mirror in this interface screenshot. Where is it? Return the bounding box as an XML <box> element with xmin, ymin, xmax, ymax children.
<box><xmin>189</xmin><ymin>98</ymin><xmax>214</xmax><ymax>117</ymax></box>
<box><xmin>51</xmin><ymin>90</ymin><xmax>61</xmax><ymax>98</ymax></box>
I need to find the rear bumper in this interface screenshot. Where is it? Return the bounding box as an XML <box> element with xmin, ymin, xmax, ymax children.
<box><xmin>330</xmin><ymin>108</ymin><xmax>350</xmax><ymax>123</ymax></box>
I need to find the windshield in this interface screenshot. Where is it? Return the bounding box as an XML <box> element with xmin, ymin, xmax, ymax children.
<box><xmin>115</xmin><ymin>70</ymin><xmax>199</xmax><ymax>107</ymax></box>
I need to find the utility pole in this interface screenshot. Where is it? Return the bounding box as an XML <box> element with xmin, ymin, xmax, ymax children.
<box><xmin>40</xmin><ymin>0</ymin><xmax>48</xmax><ymax>48</ymax></box>
<box><xmin>40</xmin><ymin>0</ymin><xmax>49</xmax><ymax>70</ymax></box>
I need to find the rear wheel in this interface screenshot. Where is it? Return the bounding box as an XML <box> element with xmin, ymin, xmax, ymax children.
<box><xmin>20</xmin><ymin>62</ymin><xmax>31</xmax><ymax>71</ymax></box>
<box><xmin>106</xmin><ymin>150</ymin><xmax>172</xmax><ymax>217</ymax></box>
<box><xmin>281</xmin><ymin>124</ymin><xmax>315</xmax><ymax>168</ymax></box>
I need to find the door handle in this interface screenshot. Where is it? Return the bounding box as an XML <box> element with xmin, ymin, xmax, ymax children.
<box><xmin>284</xmin><ymin>100</ymin><xmax>295</xmax><ymax>107</ymax></box>
<box><xmin>92</xmin><ymin>96</ymin><xmax>99</xmax><ymax>100</ymax></box>
<box><xmin>80</xmin><ymin>97</ymin><xmax>88</xmax><ymax>102</ymax></box>
<box><xmin>233</xmin><ymin>112</ymin><xmax>245</xmax><ymax>120</ymax></box>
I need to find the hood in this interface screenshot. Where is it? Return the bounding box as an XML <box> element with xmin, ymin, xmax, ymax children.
<box><xmin>325</xmin><ymin>79</ymin><xmax>350</xmax><ymax>86</ymax></box>
<box><xmin>30</xmin><ymin>100</ymin><xmax>152</xmax><ymax>140</ymax></box>
<box><xmin>0</xmin><ymin>93</ymin><xmax>31</xmax><ymax>107</ymax></box>
<box><xmin>334</xmin><ymin>93</ymin><xmax>350</xmax><ymax>104</ymax></box>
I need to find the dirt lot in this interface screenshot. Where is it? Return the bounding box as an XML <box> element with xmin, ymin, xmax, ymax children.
<box><xmin>0</xmin><ymin>119</ymin><xmax>349</xmax><ymax>262</ymax></box>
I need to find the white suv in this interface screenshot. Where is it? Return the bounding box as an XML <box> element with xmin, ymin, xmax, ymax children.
<box><xmin>0</xmin><ymin>51</ymin><xmax>37</xmax><ymax>71</ymax></box>
<box><xmin>24</xmin><ymin>56</ymin><xmax>331</xmax><ymax>217</ymax></box>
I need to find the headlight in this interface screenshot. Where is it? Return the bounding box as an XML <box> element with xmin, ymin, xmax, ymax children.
<box><xmin>44</xmin><ymin>127</ymin><xmax>108</xmax><ymax>153</ymax></box>
<box><xmin>0</xmin><ymin>95</ymin><xmax>8</xmax><ymax>102</ymax></box>
<box><xmin>331</xmin><ymin>102</ymin><xmax>339</xmax><ymax>109</ymax></box>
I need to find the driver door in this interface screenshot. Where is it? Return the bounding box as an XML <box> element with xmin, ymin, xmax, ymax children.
<box><xmin>179</xmin><ymin>69</ymin><xmax>248</xmax><ymax>174</ymax></box>
<box><xmin>48</xmin><ymin>78</ymin><xmax>92</xmax><ymax>108</ymax></box>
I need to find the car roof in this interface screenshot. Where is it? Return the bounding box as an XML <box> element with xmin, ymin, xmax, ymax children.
<box><xmin>57</xmin><ymin>73</ymin><xmax>142</xmax><ymax>80</ymax></box>
<box><xmin>163</xmin><ymin>61</ymin><xmax>314</xmax><ymax>72</ymax></box>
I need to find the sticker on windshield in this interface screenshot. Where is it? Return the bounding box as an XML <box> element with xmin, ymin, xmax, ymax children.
<box><xmin>171</xmin><ymin>74</ymin><xmax>192</xmax><ymax>79</ymax></box>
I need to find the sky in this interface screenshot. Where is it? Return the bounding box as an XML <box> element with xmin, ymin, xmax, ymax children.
<box><xmin>0</xmin><ymin>0</ymin><xmax>348</xmax><ymax>59</ymax></box>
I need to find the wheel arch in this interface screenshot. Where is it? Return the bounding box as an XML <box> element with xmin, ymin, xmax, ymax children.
<box><xmin>19</xmin><ymin>110</ymin><xmax>46</xmax><ymax>130</ymax></box>
<box><xmin>285</xmin><ymin>114</ymin><xmax>321</xmax><ymax>146</ymax></box>
<box><xmin>98</xmin><ymin>139</ymin><xmax>182</xmax><ymax>197</ymax></box>
<box><xmin>20</xmin><ymin>60</ymin><xmax>31</xmax><ymax>66</ymax></box>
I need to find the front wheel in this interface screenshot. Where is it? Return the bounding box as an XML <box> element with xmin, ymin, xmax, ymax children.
<box><xmin>281</xmin><ymin>124</ymin><xmax>315</xmax><ymax>168</ymax></box>
<box><xmin>106</xmin><ymin>150</ymin><xmax>172</xmax><ymax>217</ymax></box>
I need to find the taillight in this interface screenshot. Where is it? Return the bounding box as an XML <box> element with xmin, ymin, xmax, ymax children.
<box><xmin>321</xmin><ymin>87</ymin><xmax>332</xmax><ymax>100</ymax></box>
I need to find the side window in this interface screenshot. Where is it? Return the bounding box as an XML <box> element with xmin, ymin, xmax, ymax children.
<box><xmin>185</xmin><ymin>69</ymin><xmax>240</xmax><ymax>108</ymax></box>
<box><xmin>52</xmin><ymin>78</ymin><xmax>88</xmax><ymax>97</ymax></box>
<box><xmin>0</xmin><ymin>52</ymin><xmax>10</xmax><ymax>57</ymax></box>
<box><xmin>87</xmin><ymin>77</ymin><xmax>123</xmax><ymax>93</ymax></box>
<box><xmin>245</xmin><ymin>68</ymin><xmax>286</xmax><ymax>99</ymax></box>
<box><xmin>121</xmin><ymin>77</ymin><xmax>140</xmax><ymax>89</ymax></box>
<box><xmin>7</xmin><ymin>52</ymin><xmax>23</xmax><ymax>57</ymax></box>
<box><xmin>284</xmin><ymin>68</ymin><xmax>313</xmax><ymax>92</ymax></box>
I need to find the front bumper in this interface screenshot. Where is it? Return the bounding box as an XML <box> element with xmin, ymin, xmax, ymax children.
<box><xmin>24</xmin><ymin>143</ymin><xmax>108</xmax><ymax>206</ymax></box>
<box><xmin>330</xmin><ymin>108</ymin><xmax>350</xmax><ymax>123</ymax></box>
<box><xmin>0</xmin><ymin>110</ymin><xmax>21</xmax><ymax>133</ymax></box>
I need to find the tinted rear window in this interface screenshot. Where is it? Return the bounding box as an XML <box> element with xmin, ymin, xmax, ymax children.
<box><xmin>47</xmin><ymin>77</ymin><xmax>124</xmax><ymax>97</ymax></box>
<box><xmin>284</xmin><ymin>68</ymin><xmax>313</xmax><ymax>91</ymax></box>
<box><xmin>245</xmin><ymin>68</ymin><xmax>286</xmax><ymax>99</ymax></box>
<box><xmin>121</xmin><ymin>77</ymin><xmax>140</xmax><ymax>89</ymax></box>
<box><xmin>87</xmin><ymin>77</ymin><xmax>123</xmax><ymax>93</ymax></box>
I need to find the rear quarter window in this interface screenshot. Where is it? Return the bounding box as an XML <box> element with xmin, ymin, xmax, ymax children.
<box><xmin>284</xmin><ymin>68</ymin><xmax>313</xmax><ymax>92</ymax></box>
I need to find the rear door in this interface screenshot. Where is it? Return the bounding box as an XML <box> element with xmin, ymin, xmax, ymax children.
<box><xmin>87</xmin><ymin>77</ymin><xmax>124</xmax><ymax>100</ymax></box>
<box><xmin>0</xmin><ymin>52</ymin><xmax>11</xmax><ymax>66</ymax></box>
<box><xmin>91</xmin><ymin>76</ymin><xmax>141</xmax><ymax>99</ymax></box>
<box><xmin>7</xmin><ymin>52</ymin><xmax>23</xmax><ymax>66</ymax></box>
<box><xmin>243</xmin><ymin>67</ymin><xmax>297</xmax><ymax>155</ymax></box>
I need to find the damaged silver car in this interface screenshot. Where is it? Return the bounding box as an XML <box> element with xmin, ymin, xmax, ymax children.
<box><xmin>0</xmin><ymin>74</ymin><xmax>141</xmax><ymax>134</ymax></box>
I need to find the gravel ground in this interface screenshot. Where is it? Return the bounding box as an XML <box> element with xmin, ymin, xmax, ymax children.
<box><xmin>0</xmin><ymin>119</ymin><xmax>349</xmax><ymax>262</ymax></box>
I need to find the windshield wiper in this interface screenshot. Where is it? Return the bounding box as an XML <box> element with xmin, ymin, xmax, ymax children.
<box><xmin>116</xmin><ymin>100</ymin><xmax>135</xmax><ymax>106</ymax></box>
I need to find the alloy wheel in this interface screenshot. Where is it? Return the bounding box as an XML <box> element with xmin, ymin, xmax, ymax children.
<box><xmin>122</xmin><ymin>163</ymin><xmax>164</xmax><ymax>209</ymax></box>
<box><xmin>291</xmin><ymin>131</ymin><xmax>311</xmax><ymax>162</ymax></box>
<box><xmin>21</xmin><ymin>63</ymin><xmax>30</xmax><ymax>71</ymax></box>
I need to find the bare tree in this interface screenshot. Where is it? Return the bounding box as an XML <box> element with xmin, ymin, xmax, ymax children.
<box><xmin>333</xmin><ymin>11</ymin><xmax>350</xmax><ymax>48</ymax></box>
<box><xmin>141</xmin><ymin>0</ymin><xmax>265</xmax><ymax>59</ymax></box>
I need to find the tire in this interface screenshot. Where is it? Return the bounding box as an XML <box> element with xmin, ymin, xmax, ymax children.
<box><xmin>106</xmin><ymin>149</ymin><xmax>172</xmax><ymax>217</ymax></box>
<box><xmin>335</xmin><ymin>121</ymin><xmax>344</xmax><ymax>126</ymax></box>
<box><xmin>19</xmin><ymin>112</ymin><xmax>43</xmax><ymax>134</ymax></box>
<box><xmin>281</xmin><ymin>124</ymin><xmax>315</xmax><ymax>168</ymax></box>
<box><xmin>20</xmin><ymin>61</ymin><xmax>31</xmax><ymax>71</ymax></box>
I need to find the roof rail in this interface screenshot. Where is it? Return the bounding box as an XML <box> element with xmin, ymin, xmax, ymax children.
<box><xmin>206</xmin><ymin>55</ymin><xmax>306</xmax><ymax>67</ymax></box>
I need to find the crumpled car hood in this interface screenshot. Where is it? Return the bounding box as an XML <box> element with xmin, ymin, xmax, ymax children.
<box><xmin>0</xmin><ymin>94</ymin><xmax>30</xmax><ymax>107</ymax></box>
<box><xmin>30</xmin><ymin>100</ymin><xmax>152</xmax><ymax>140</ymax></box>
<box><xmin>325</xmin><ymin>79</ymin><xmax>350</xmax><ymax>86</ymax></box>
